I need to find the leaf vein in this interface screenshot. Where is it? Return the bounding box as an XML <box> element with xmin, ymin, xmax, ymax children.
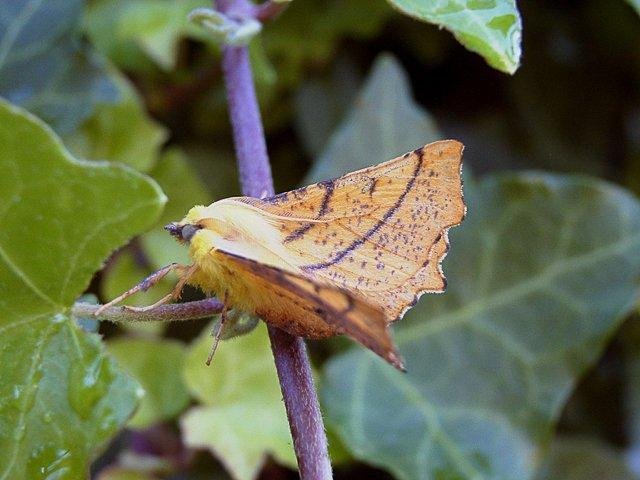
<box><xmin>0</xmin><ymin>242</ymin><xmax>60</xmax><ymax>309</ymax></box>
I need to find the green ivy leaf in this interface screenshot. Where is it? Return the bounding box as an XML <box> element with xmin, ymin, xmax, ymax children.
<box><xmin>181</xmin><ymin>324</ymin><xmax>296</xmax><ymax>480</ymax></box>
<box><xmin>385</xmin><ymin>0</ymin><xmax>522</xmax><ymax>74</ymax></box>
<box><xmin>306</xmin><ymin>54</ymin><xmax>442</xmax><ymax>183</ymax></box>
<box><xmin>107</xmin><ymin>338</ymin><xmax>190</xmax><ymax>428</ymax></box>
<box><xmin>322</xmin><ymin>173</ymin><xmax>640</xmax><ymax>479</ymax></box>
<box><xmin>0</xmin><ymin>0</ymin><xmax>119</xmax><ymax>133</ymax></box>
<box><xmin>534</xmin><ymin>437</ymin><xmax>638</xmax><ymax>480</ymax></box>
<box><xmin>0</xmin><ymin>100</ymin><xmax>166</xmax><ymax>479</ymax></box>
<box><xmin>65</xmin><ymin>73</ymin><xmax>167</xmax><ymax>172</ymax></box>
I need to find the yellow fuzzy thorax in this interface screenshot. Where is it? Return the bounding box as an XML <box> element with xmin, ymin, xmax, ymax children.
<box><xmin>178</xmin><ymin>200</ymin><xmax>299</xmax><ymax>312</ymax></box>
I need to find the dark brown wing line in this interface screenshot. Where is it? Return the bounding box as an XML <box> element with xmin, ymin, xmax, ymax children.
<box><xmin>222</xmin><ymin>251</ymin><xmax>362</xmax><ymax>326</ymax></box>
<box><xmin>301</xmin><ymin>149</ymin><xmax>424</xmax><ymax>272</ymax></box>
<box><xmin>283</xmin><ymin>180</ymin><xmax>335</xmax><ymax>243</ymax></box>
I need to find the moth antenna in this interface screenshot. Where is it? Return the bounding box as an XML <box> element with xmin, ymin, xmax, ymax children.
<box><xmin>206</xmin><ymin>292</ymin><xmax>229</xmax><ymax>366</ymax></box>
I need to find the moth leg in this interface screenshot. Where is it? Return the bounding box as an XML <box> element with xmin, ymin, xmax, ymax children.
<box><xmin>94</xmin><ymin>263</ymin><xmax>185</xmax><ymax>315</ymax></box>
<box><xmin>94</xmin><ymin>263</ymin><xmax>194</xmax><ymax>316</ymax></box>
<box><xmin>123</xmin><ymin>264</ymin><xmax>199</xmax><ymax>313</ymax></box>
<box><xmin>206</xmin><ymin>291</ymin><xmax>229</xmax><ymax>366</ymax></box>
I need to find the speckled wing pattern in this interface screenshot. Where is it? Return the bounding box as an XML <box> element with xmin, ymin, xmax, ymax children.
<box><xmin>238</xmin><ymin>140</ymin><xmax>465</xmax><ymax>323</ymax></box>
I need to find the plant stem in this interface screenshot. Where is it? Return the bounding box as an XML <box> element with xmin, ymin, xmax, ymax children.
<box><xmin>216</xmin><ymin>1</ymin><xmax>332</xmax><ymax>478</ymax></box>
<box><xmin>220</xmin><ymin>45</ymin><xmax>273</xmax><ymax>199</ymax></box>
<box><xmin>73</xmin><ymin>298</ymin><xmax>223</xmax><ymax>323</ymax></box>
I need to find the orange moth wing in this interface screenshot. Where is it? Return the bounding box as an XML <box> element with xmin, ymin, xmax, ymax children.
<box><xmin>234</xmin><ymin>140</ymin><xmax>465</xmax><ymax>322</ymax></box>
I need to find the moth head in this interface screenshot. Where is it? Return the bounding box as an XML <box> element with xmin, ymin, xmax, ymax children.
<box><xmin>166</xmin><ymin>204</ymin><xmax>239</xmax><ymax>246</ymax></box>
<box><xmin>164</xmin><ymin>205</ymin><xmax>208</xmax><ymax>243</ymax></box>
<box><xmin>165</xmin><ymin>222</ymin><xmax>202</xmax><ymax>243</ymax></box>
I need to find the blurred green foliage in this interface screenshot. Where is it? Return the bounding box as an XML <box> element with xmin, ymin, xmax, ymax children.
<box><xmin>182</xmin><ymin>324</ymin><xmax>297</xmax><ymax>480</ymax></box>
<box><xmin>305</xmin><ymin>55</ymin><xmax>442</xmax><ymax>182</ymax></box>
<box><xmin>1</xmin><ymin>0</ymin><xmax>640</xmax><ymax>479</ymax></box>
<box><xmin>84</xmin><ymin>0</ymin><xmax>213</xmax><ymax>72</ymax></box>
<box><xmin>107</xmin><ymin>338</ymin><xmax>190</xmax><ymax>428</ymax></box>
<box><xmin>534</xmin><ymin>438</ymin><xmax>638</xmax><ymax>480</ymax></box>
<box><xmin>65</xmin><ymin>73</ymin><xmax>168</xmax><ymax>172</ymax></box>
<box><xmin>0</xmin><ymin>0</ymin><xmax>118</xmax><ymax>133</ymax></box>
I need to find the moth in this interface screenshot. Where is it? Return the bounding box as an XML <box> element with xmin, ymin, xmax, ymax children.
<box><xmin>97</xmin><ymin>140</ymin><xmax>466</xmax><ymax>371</ymax></box>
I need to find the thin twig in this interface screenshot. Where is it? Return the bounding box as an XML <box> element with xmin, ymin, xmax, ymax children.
<box><xmin>73</xmin><ymin>298</ymin><xmax>223</xmax><ymax>323</ymax></box>
<box><xmin>215</xmin><ymin>0</ymin><xmax>333</xmax><ymax>478</ymax></box>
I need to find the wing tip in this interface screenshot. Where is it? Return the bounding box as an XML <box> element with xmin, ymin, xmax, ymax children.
<box><xmin>421</xmin><ymin>139</ymin><xmax>464</xmax><ymax>159</ymax></box>
<box><xmin>387</xmin><ymin>350</ymin><xmax>407</xmax><ymax>372</ymax></box>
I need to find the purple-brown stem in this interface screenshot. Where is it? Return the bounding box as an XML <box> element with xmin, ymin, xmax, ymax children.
<box><xmin>216</xmin><ymin>1</ymin><xmax>332</xmax><ymax>478</ymax></box>
<box><xmin>73</xmin><ymin>298</ymin><xmax>223</xmax><ymax>323</ymax></box>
